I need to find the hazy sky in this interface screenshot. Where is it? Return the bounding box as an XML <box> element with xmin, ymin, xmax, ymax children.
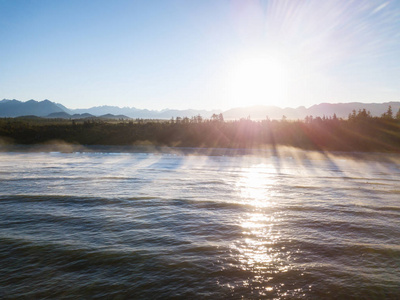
<box><xmin>1</xmin><ymin>0</ymin><xmax>400</xmax><ymax>110</ymax></box>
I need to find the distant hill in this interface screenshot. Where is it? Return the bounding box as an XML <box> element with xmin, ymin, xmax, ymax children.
<box><xmin>0</xmin><ymin>99</ymin><xmax>65</xmax><ymax>117</ymax></box>
<box><xmin>46</xmin><ymin>112</ymin><xmax>97</xmax><ymax>119</ymax></box>
<box><xmin>71</xmin><ymin>105</ymin><xmax>221</xmax><ymax>119</ymax></box>
<box><xmin>156</xmin><ymin>109</ymin><xmax>220</xmax><ymax>119</ymax></box>
<box><xmin>98</xmin><ymin>114</ymin><xmax>131</xmax><ymax>120</ymax></box>
<box><xmin>307</xmin><ymin>102</ymin><xmax>400</xmax><ymax>119</ymax></box>
<box><xmin>223</xmin><ymin>102</ymin><xmax>400</xmax><ymax>120</ymax></box>
<box><xmin>46</xmin><ymin>112</ymin><xmax>130</xmax><ymax>120</ymax></box>
<box><xmin>46</xmin><ymin>112</ymin><xmax>74</xmax><ymax>119</ymax></box>
<box><xmin>0</xmin><ymin>99</ymin><xmax>221</xmax><ymax>119</ymax></box>
<box><xmin>14</xmin><ymin>115</ymin><xmax>44</xmax><ymax>120</ymax></box>
<box><xmin>1</xmin><ymin>99</ymin><xmax>399</xmax><ymax>120</ymax></box>
<box><xmin>72</xmin><ymin>105</ymin><xmax>148</xmax><ymax>117</ymax></box>
<box><xmin>54</xmin><ymin>103</ymin><xmax>72</xmax><ymax>114</ymax></box>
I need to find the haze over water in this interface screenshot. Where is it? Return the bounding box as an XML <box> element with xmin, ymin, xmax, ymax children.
<box><xmin>0</xmin><ymin>149</ymin><xmax>399</xmax><ymax>298</ymax></box>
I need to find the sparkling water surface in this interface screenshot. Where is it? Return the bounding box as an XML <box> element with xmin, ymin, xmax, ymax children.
<box><xmin>0</xmin><ymin>148</ymin><xmax>399</xmax><ymax>299</ymax></box>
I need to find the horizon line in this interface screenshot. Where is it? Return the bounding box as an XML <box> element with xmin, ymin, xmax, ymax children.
<box><xmin>2</xmin><ymin>98</ymin><xmax>399</xmax><ymax>112</ymax></box>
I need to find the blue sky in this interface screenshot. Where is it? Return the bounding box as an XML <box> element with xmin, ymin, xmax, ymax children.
<box><xmin>1</xmin><ymin>0</ymin><xmax>399</xmax><ymax>110</ymax></box>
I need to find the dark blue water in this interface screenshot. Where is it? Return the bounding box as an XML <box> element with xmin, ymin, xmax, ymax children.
<box><xmin>0</xmin><ymin>149</ymin><xmax>399</xmax><ymax>299</ymax></box>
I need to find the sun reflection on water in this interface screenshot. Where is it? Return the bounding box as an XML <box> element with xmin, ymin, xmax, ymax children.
<box><xmin>228</xmin><ymin>163</ymin><xmax>296</xmax><ymax>296</ymax></box>
<box><xmin>236</xmin><ymin>163</ymin><xmax>277</xmax><ymax>207</ymax></box>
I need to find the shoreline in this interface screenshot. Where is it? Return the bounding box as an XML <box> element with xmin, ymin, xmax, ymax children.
<box><xmin>1</xmin><ymin>143</ymin><xmax>399</xmax><ymax>162</ymax></box>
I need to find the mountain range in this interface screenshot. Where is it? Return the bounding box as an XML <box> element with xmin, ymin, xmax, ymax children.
<box><xmin>0</xmin><ymin>99</ymin><xmax>399</xmax><ymax>120</ymax></box>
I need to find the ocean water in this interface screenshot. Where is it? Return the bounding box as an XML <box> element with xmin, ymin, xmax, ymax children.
<box><xmin>0</xmin><ymin>148</ymin><xmax>399</xmax><ymax>299</ymax></box>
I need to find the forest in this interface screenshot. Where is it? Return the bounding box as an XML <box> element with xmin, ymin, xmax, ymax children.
<box><xmin>0</xmin><ymin>107</ymin><xmax>399</xmax><ymax>152</ymax></box>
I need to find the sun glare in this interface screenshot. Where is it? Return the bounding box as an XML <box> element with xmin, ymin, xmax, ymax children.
<box><xmin>226</xmin><ymin>53</ymin><xmax>290</xmax><ymax>108</ymax></box>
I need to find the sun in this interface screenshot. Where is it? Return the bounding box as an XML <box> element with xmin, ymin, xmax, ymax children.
<box><xmin>225</xmin><ymin>53</ymin><xmax>290</xmax><ymax>108</ymax></box>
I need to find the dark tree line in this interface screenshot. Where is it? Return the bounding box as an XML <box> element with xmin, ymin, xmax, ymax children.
<box><xmin>0</xmin><ymin>107</ymin><xmax>399</xmax><ymax>152</ymax></box>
